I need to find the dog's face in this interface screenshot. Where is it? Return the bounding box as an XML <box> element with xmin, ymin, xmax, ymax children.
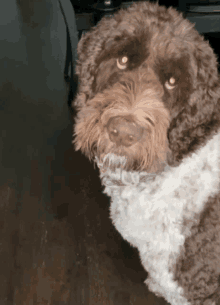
<box><xmin>73</xmin><ymin>2</ymin><xmax>219</xmax><ymax>173</ymax></box>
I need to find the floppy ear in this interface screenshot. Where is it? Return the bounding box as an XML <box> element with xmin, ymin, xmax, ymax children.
<box><xmin>74</xmin><ymin>18</ymin><xmax>117</xmax><ymax>109</ymax></box>
<box><xmin>168</xmin><ymin>37</ymin><xmax>220</xmax><ymax>163</ymax></box>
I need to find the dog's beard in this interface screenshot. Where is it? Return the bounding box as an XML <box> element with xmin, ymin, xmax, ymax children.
<box><xmin>95</xmin><ymin>149</ymin><xmax>169</xmax><ymax>174</ymax></box>
<box><xmin>96</xmin><ymin>153</ymin><xmax>127</xmax><ymax>172</ymax></box>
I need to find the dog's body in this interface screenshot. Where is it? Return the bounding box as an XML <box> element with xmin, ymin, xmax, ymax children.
<box><xmin>97</xmin><ymin>133</ymin><xmax>220</xmax><ymax>305</ymax></box>
<box><xmin>73</xmin><ymin>2</ymin><xmax>220</xmax><ymax>304</ymax></box>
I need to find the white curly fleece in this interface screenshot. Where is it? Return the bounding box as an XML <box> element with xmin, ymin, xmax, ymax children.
<box><xmin>97</xmin><ymin>130</ymin><xmax>220</xmax><ymax>305</ymax></box>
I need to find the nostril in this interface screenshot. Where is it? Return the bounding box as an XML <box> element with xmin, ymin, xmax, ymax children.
<box><xmin>111</xmin><ymin>128</ymin><xmax>118</xmax><ymax>136</ymax></box>
<box><xmin>127</xmin><ymin>134</ymin><xmax>134</xmax><ymax>143</ymax></box>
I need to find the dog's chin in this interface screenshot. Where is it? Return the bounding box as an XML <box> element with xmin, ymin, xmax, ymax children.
<box><xmin>95</xmin><ymin>151</ymin><xmax>170</xmax><ymax>174</ymax></box>
<box><xmin>95</xmin><ymin>144</ymin><xmax>148</xmax><ymax>172</ymax></box>
<box><xmin>96</xmin><ymin>153</ymin><xmax>129</xmax><ymax>173</ymax></box>
<box><xmin>95</xmin><ymin>153</ymin><xmax>150</xmax><ymax>173</ymax></box>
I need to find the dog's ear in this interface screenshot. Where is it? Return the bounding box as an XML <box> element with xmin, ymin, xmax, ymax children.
<box><xmin>74</xmin><ymin>19</ymin><xmax>116</xmax><ymax>108</ymax></box>
<box><xmin>168</xmin><ymin>37</ymin><xmax>220</xmax><ymax>163</ymax></box>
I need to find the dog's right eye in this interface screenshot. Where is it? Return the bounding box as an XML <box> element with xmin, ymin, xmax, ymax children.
<box><xmin>117</xmin><ymin>56</ymin><xmax>128</xmax><ymax>70</ymax></box>
<box><xmin>165</xmin><ymin>77</ymin><xmax>176</xmax><ymax>90</ymax></box>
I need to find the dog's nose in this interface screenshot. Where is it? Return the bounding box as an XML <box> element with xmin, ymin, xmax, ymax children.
<box><xmin>107</xmin><ymin>116</ymin><xmax>143</xmax><ymax>147</ymax></box>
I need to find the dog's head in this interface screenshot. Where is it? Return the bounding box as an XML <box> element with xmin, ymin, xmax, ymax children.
<box><xmin>73</xmin><ymin>2</ymin><xmax>220</xmax><ymax>173</ymax></box>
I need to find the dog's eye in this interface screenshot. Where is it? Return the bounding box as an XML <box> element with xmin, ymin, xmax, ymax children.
<box><xmin>165</xmin><ymin>77</ymin><xmax>176</xmax><ymax>90</ymax></box>
<box><xmin>117</xmin><ymin>56</ymin><xmax>128</xmax><ymax>70</ymax></box>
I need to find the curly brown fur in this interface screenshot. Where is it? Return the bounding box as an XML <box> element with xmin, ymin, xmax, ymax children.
<box><xmin>175</xmin><ymin>195</ymin><xmax>220</xmax><ymax>305</ymax></box>
<box><xmin>73</xmin><ymin>2</ymin><xmax>220</xmax><ymax>305</ymax></box>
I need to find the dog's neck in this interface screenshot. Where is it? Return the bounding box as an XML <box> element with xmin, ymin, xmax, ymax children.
<box><xmin>96</xmin><ymin>130</ymin><xmax>220</xmax><ymax>305</ymax></box>
<box><xmin>97</xmin><ymin>130</ymin><xmax>220</xmax><ymax>194</ymax></box>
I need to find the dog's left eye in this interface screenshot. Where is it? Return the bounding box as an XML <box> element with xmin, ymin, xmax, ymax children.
<box><xmin>117</xmin><ymin>56</ymin><xmax>128</xmax><ymax>70</ymax></box>
<box><xmin>165</xmin><ymin>77</ymin><xmax>176</xmax><ymax>90</ymax></box>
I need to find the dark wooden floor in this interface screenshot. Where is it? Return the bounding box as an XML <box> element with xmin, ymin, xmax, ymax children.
<box><xmin>0</xmin><ymin>135</ymin><xmax>168</xmax><ymax>305</ymax></box>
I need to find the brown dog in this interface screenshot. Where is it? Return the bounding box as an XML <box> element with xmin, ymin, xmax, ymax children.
<box><xmin>73</xmin><ymin>2</ymin><xmax>220</xmax><ymax>304</ymax></box>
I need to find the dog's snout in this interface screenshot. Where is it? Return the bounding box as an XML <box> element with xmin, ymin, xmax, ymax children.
<box><xmin>107</xmin><ymin>116</ymin><xmax>143</xmax><ymax>147</ymax></box>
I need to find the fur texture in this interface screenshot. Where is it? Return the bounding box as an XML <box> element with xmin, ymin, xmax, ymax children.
<box><xmin>97</xmin><ymin>130</ymin><xmax>220</xmax><ymax>305</ymax></box>
<box><xmin>73</xmin><ymin>2</ymin><xmax>220</xmax><ymax>304</ymax></box>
